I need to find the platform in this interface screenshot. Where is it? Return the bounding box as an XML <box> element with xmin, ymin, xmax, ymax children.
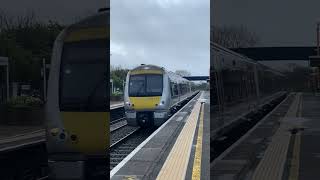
<box><xmin>110</xmin><ymin>91</ymin><xmax>210</xmax><ymax>180</ymax></box>
<box><xmin>211</xmin><ymin>92</ymin><xmax>320</xmax><ymax>180</ymax></box>
<box><xmin>0</xmin><ymin>126</ymin><xmax>45</xmax><ymax>152</ymax></box>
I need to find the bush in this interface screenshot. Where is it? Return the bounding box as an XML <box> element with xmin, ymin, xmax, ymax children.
<box><xmin>6</xmin><ymin>96</ymin><xmax>44</xmax><ymax>108</ymax></box>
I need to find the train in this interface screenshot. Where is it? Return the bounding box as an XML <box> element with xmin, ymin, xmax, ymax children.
<box><xmin>211</xmin><ymin>43</ymin><xmax>286</xmax><ymax>132</ymax></box>
<box><xmin>45</xmin><ymin>9</ymin><xmax>109</xmax><ymax>179</ymax></box>
<box><xmin>124</xmin><ymin>64</ymin><xmax>197</xmax><ymax>127</ymax></box>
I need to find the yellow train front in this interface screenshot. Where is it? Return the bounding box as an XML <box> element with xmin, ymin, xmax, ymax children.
<box><xmin>124</xmin><ymin>64</ymin><xmax>195</xmax><ymax>127</ymax></box>
<box><xmin>45</xmin><ymin>9</ymin><xmax>109</xmax><ymax>179</ymax></box>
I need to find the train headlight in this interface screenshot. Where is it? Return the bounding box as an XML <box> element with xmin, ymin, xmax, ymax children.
<box><xmin>50</xmin><ymin>128</ymin><xmax>60</xmax><ymax>136</ymax></box>
<box><xmin>157</xmin><ymin>101</ymin><xmax>165</xmax><ymax>107</ymax></box>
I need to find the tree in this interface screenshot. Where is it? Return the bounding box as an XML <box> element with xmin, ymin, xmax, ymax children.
<box><xmin>0</xmin><ymin>11</ymin><xmax>64</xmax><ymax>88</ymax></box>
<box><xmin>212</xmin><ymin>25</ymin><xmax>259</xmax><ymax>48</ymax></box>
<box><xmin>110</xmin><ymin>65</ymin><xmax>129</xmax><ymax>92</ymax></box>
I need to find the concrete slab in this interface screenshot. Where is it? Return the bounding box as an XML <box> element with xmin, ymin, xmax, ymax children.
<box><xmin>298</xmin><ymin>94</ymin><xmax>320</xmax><ymax>180</ymax></box>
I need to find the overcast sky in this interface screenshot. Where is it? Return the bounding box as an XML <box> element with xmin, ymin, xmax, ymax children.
<box><xmin>212</xmin><ymin>0</ymin><xmax>320</xmax><ymax>70</ymax></box>
<box><xmin>1</xmin><ymin>0</ymin><xmax>105</xmax><ymax>24</ymax></box>
<box><xmin>111</xmin><ymin>0</ymin><xmax>210</xmax><ymax>76</ymax></box>
<box><xmin>213</xmin><ymin>0</ymin><xmax>320</xmax><ymax>47</ymax></box>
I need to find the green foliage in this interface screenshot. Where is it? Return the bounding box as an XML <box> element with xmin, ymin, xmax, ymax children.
<box><xmin>110</xmin><ymin>66</ymin><xmax>129</xmax><ymax>92</ymax></box>
<box><xmin>0</xmin><ymin>11</ymin><xmax>65</xmax><ymax>85</ymax></box>
<box><xmin>6</xmin><ymin>96</ymin><xmax>43</xmax><ymax>108</ymax></box>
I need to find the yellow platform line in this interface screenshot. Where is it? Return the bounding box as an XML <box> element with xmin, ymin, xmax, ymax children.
<box><xmin>252</xmin><ymin>93</ymin><xmax>301</xmax><ymax>180</ymax></box>
<box><xmin>156</xmin><ymin>101</ymin><xmax>202</xmax><ymax>180</ymax></box>
<box><xmin>288</xmin><ymin>94</ymin><xmax>303</xmax><ymax>180</ymax></box>
<box><xmin>192</xmin><ymin>103</ymin><xmax>204</xmax><ymax>180</ymax></box>
<box><xmin>288</xmin><ymin>132</ymin><xmax>301</xmax><ymax>180</ymax></box>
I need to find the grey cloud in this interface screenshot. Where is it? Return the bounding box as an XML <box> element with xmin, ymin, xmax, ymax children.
<box><xmin>111</xmin><ymin>0</ymin><xmax>210</xmax><ymax>76</ymax></box>
<box><xmin>213</xmin><ymin>0</ymin><xmax>320</xmax><ymax>47</ymax></box>
<box><xmin>1</xmin><ymin>0</ymin><xmax>105</xmax><ymax>24</ymax></box>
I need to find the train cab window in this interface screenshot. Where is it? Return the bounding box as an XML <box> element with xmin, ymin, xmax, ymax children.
<box><xmin>59</xmin><ymin>39</ymin><xmax>108</xmax><ymax>111</ymax></box>
<box><xmin>147</xmin><ymin>75</ymin><xmax>163</xmax><ymax>94</ymax></box>
<box><xmin>129</xmin><ymin>74</ymin><xmax>163</xmax><ymax>97</ymax></box>
<box><xmin>129</xmin><ymin>75</ymin><xmax>145</xmax><ymax>96</ymax></box>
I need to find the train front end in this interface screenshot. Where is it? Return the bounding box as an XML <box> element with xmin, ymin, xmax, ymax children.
<box><xmin>124</xmin><ymin>65</ymin><xmax>171</xmax><ymax>127</ymax></box>
<box><xmin>45</xmin><ymin>11</ymin><xmax>109</xmax><ymax>179</ymax></box>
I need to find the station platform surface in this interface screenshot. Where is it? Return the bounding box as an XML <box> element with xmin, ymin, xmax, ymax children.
<box><xmin>110</xmin><ymin>91</ymin><xmax>210</xmax><ymax>180</ymax></box>
<box><xmin>0</xmin><ymin>126</ymin><xmax>44</xmax><ymax>152</ymax></box>
<box><xmin>211</xmin><ymin>92</ymin><xmax>320</xmax><ymax>180</ymax></box>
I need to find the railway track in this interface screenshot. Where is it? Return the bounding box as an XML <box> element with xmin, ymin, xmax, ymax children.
<box><xmin>109</xmin><ymin>128</ymin><xmax>156</xmax><ymax>171</ymax></box>
<box><xmin>110</xmin><ymin>106</ymin><xmax>125</xmax><ymax>124</ymax></box>
<box><xmin>110</xmin><ymin>126</ymin><xmax>141</xmax><ymax>147</ymax></box>
<box><xmin>110</xmin><ymin>117</ymin><xmax>126</xmax><ymax>125</ymax></box>
<box><xmin>110</xmin><ymin>118</ymin><xmax>127</xmax><ymax>132</ymax></box>
<box><xmin>211</xmin><ymin>92</ymin><xmax>290</xmax><ymax>162</ymax></box>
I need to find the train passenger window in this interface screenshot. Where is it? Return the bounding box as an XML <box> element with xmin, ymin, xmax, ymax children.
<box><xmin>173</xmin><ymin>84</ymin><xmax>179</xmax><ymax>96</ymax></box>
<box><xmin>181</xmin><ymin>84</ymin><xmax>186</xmax><ymax>95</ymax></box>
<box><xmin>170</xmin><ymin>82</ymin><xmax>174</xmax><ymax>97</ymax></box>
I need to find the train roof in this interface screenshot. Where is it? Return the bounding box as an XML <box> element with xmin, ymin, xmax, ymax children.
<box><xmin>64</xmin><ymin>10</ymin><xmax>109</xmax><ymax>42</ymax></box>
<box><xmin>167</xmin><ymin>71</ymin><xmax>190</xmax><ymax>84</ymax></box>
<box><xmin>68</xmin><ymin>11</ymin><xmax>109</xmax><ymax>30</ymax></box>
<box><xmin>131</xmin><ymin>64</ymin><xmax>164</xmax><ymax>72</ymax></box>
<box><xmin>130</xmin><ymin>64</ymin><xmax>190</xmax><ymax>83</ymax></box>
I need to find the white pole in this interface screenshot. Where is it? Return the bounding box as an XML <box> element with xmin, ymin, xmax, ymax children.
<box><xmin>43</xmin><ymin>58</ymin><xmax>47</xmax><ymax>101</ymax></box>
<box><xmin>123</xmin><ymin>80</ymin><xmax>125</xmax><ymax>93</ymax></box>
<box><xmin>6</xmin><ymin>63</ymin><xmax>9</xmax><ymax>101</ymax></box>
<box><xmin>111</xmin><ymin>79</ymin><xmax>113</xmax><ymax>94</ymax></box>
